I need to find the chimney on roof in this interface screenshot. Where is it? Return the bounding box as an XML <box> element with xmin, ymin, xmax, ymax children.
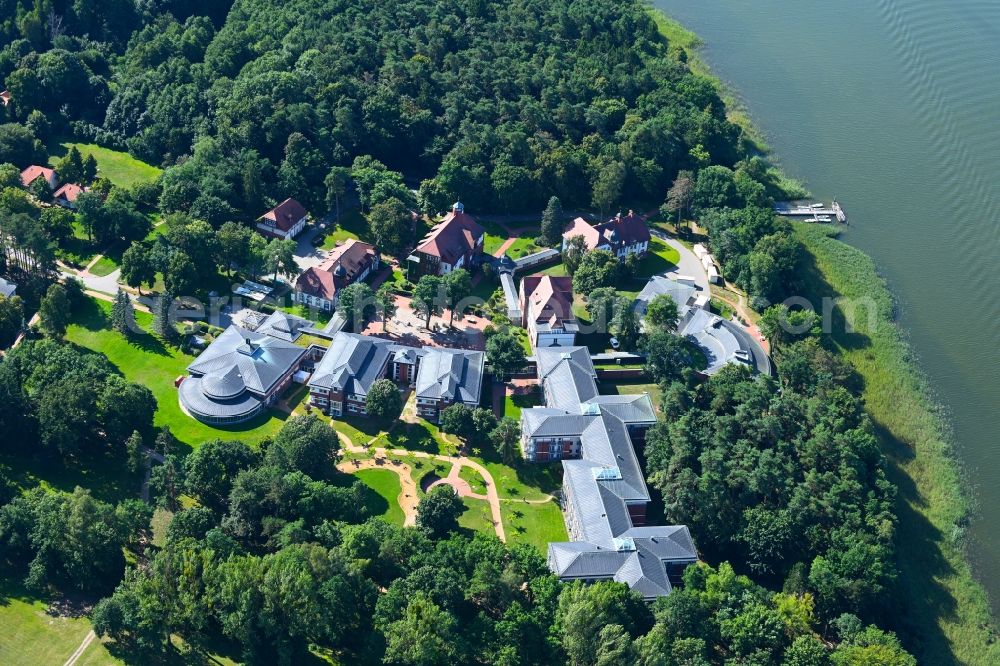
<box><xmin>628</xmin><ymin>209</ymin><xmax>634</xmax><ymax>217</ymax></box>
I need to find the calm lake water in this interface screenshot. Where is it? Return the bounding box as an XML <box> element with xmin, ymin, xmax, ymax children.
<box><xmin>654</xmin><ymin>0</ymin><xmax>1000</xmax><ymax>610</ymax></box>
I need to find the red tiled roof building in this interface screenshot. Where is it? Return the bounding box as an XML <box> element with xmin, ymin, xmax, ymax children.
<box><xmin>406</xmin><ymin>202</ymin><xmax>485</xmax><ymax>277</ymax></box>
<box><xmin>294</xmin><ymin>239</ymin><xmax>380</xmax><ymax>310</ymax></box>
<box><xmin>562</xmin><ymin>210</ymin><xmax>651</xmax><ymax>260</ymax></box>
<box><xmin>256</xmin><ymin>198</ymin><xmax>309</xmax><ymax>240</ymax></box>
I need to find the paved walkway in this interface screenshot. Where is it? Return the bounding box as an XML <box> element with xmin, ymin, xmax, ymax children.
<box><xmin>337</xmin><ymin>431</ymin><xmax>506</xmax><ymax>541</ymax></box>
<box><xmin>493</xmin><ymin>236</ymin><xmax>517</xmax><ymax>258</ymax></box>
<box><xmin>427</xmin><ymin>461</ymin><xmax>487</xmax><ymax>501</ymax></box>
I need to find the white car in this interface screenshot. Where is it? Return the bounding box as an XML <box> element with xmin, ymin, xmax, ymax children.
<box><xmin>609</xmin><ymin>337</ymin><xmax>620</xmax><ymax>350</ymax></box>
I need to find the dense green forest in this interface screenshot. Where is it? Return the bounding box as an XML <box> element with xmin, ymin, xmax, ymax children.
<box><xmin>1</xmin><ymin>0</ymin><xmax>740</xmax><ymax>216</ymax></box>
<box><xmin>0</xmin><ymin>0</ymin><xmax>935</xmax><ymax>664</ymax></box>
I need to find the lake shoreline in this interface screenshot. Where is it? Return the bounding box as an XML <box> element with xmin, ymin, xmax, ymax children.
<box><xmin>650</xmin><ymin>7</ymin><xmax>997</xmax><ymax>663</ymax></box>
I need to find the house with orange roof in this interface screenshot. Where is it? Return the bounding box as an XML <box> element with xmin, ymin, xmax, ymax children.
<box><xmin>518</xmin><ymin>274</ymin><xmax>579</xmax><ymax>348</ymax></box>
<box><xmin>562</xmin><ymin>210</ymin><xmax>651</xmax><ymax>260</ymax></box>
<box><xmin>256</xmin><ymin>197</ymin><xmax>309</xmax><ymax>240</ymax></box>
<box><xmin>20</xmin><ymin>165</ymin><xmax>58</xmax><ymax>190</ymax></box>
<box><xmin>293</xmin><ymin>238</ymin><xmax>380</xmax><ymax>311</ymax></box>
<box><xmin>53</xmin><ymin>183</ymin><xmax>87</xmax><ymax>209</ymax></box>
<box><xmin>406</xmin><ymin>201</ymin><xmax>484</xmax><ymax>277</ymax></box>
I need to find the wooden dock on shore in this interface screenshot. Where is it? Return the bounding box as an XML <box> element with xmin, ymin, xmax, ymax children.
<box><xmin>774</xmin><ymin>200</ymin><xmax>848</xmax><ymax>223</ymax></box>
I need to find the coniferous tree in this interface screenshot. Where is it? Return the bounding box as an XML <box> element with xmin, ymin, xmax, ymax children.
<box><xmin>153</xmin><ymin>292</ymin><xmax>174</xmax><ymax>341</ymax></box>
<box><xmin>540</xmin><ymin>196</ymin><xmax>564</xmax><ymax>246</ymax></box>
<box><xmin>111</xmin><ymin>289</ymin><xmax>133</xmax><ymax>336</ymax></box>
<box><xmin>125</xmin><ymin>430</ymin><xmax>144</xmax><ymax>474</ymax></box>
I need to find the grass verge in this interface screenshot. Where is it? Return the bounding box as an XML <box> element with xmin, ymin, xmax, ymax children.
<box><xmin>500</xmin><ymin>497</ymin><xmax>568</xmax><ymax>554</ymax></box>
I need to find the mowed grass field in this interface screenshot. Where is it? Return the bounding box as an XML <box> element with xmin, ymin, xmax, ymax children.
<box><xmin>0</xmin><ymin>579</ymin><xmax>120</xmax><ymax>666</ymax></box>
<box><xmin>47</xmin><ymin>142</ymin><xmax>162</xmax><ymax>188</ymax></box>
<box><xmin>66</xmin><ymin>297</ymin><xmax>292</xmax><ymax>450</ymax></box>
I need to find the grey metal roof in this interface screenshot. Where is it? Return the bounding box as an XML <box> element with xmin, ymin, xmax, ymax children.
<box><xmin>0</xmin><ymin>277</ymin><xmax>16</xmax><ymax>298</ymax></box>
<box><xmin>548</xmin><ymin>542</ymin><xmax>630</xmax><ymax>577</ymax></box>
<box><xmin>521</xmin><ymin>408</ymin><xmax>592</xmax><ymax>437</ymax></box>
<box><xmin>585</xmin><ymin>394</ymin><xmax>656</xmax><ymax>425</ymax></box>
<box><xmin>256</xmin><ymin>310</ymin><xmax>310</xmax><ymax>342</ymax></box>
<box><xmin>187</xmin><ymin>325</ymin><xmax>305</xmax><ymax>396</ymax></box>
<box><xmin>536</xmin><ymin>346</ymin><xmax>599</xmax><ymax>410</ymax></box>
<box><xmin>500</xmin><ymin>272</ymin><xmax>521</xmax><ymax>320</ymax></box>
<box><xmin>201</xmin><ymin>365</ymin><xmax>247</xmax><ymax>400</ymax></box>
<box><xmin>528</xmin><ymin>340</ymin><xmax>698</xmax><ymax>601</ymax></box>
<box><xmin>414</xmin><ymin>347</ymin><xmax>485</xmax><ymax>404</ymax></box>
<box><xmin>578</xmin><ymin>412</ymin><xmax>649</xmax><ymax>503</ymax></box>
<box><xmin>680</xmin><ymin>309</ymin><xmax>771</xmax><ymax>376</ymax></box>
<box><xmin>178</xmin><ymin>375</ymin><xmax>262</xmax><ymax>420</ymax></box>
<box><xmin>634</xmin><ymin>276</ymin><xmax>698</xmax><ymax>317</ymax></box>
<box><xmin>309</xmin><ymin>332</ymin><xmax>394</xmax><ymax>396</ymax></box>
<box><xmin>614</xmin><ymin>549</ymin><xmax>673</xmax><ymax>600</ymax></box>
<box><xmin>622</xmin><ymin>526</ymin><xmax>698</xmax><ymax>561</ymax></box>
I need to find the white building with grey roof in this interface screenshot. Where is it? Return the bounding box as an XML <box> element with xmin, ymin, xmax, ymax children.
<box><xmin>178</xmin><ymin>325</ymin><xmax>307</xmax><ymax>425</ymax></box>
<box><xmin>519</xmin><ymin>345</ymin><xmax>698</xmax><ymax>600</ymax></box>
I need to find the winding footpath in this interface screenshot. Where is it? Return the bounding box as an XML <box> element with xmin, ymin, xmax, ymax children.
<box><xmin>335</xmin><ymin>432</ymin><xmax>507</xmax><ymax>542</ymax></box>
<box><xmin>336</xmin><ymin>456</ymin><xmax>420</xmax><ymax>527</ymax></box>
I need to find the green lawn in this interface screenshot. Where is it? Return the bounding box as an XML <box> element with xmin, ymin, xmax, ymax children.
<box><xmin>66</xmin><ymin>297</ymin><xmax>292</xmax><ymax>450</ymax></box>
<box><xmin>320</xmin><ymin>208</ymin><xmax>366</xmax><ymax>249</ymax></box>
<box><xmin>330</xmin><ymin>414</ymin><xmax>390</xmax><ymax>448</ymax></box>
<box><xmin>501</xmin><ymin>497</ymin><xmax>568</xmax><ymax>553</ymax></box>
<box><xmin>88</xmin><ymin>255</ymin><xmax>119</xmax><ymax>277</ymax></box>
<box><xmin>48</xmin><ymin>141</ymin><xmax>162</xmax><ymax>188</ymax></box>
<box><xmin>354</xmin><ymin>468</ymin><xmax>405</xmax><ymax>526</ymax></box>
<box><xmin>627</xmin><ymin>237</ymin><xmax>680</xmax><ymax>284</ymax></box>
<box><xmin>458</xmin><ymin>496</ymin><xmax>496</xmax><ymax>536</ymax></box>
<box><xmin>479</xmin><ymin>219</ymin><xmax>511</xmax><ymax>256</ymax></box>
<box><xmin>0</xmin><ymin>578</ymin><xmax>121</xmax><ymax>666</ymax></box>
<box><xmin>505</xmin><ymin>236</ymin><xmax>542</xmax><ymax>258</ymax></box>
<box><xmin>383</xmin><ymin>419</ymin><xmax>459</xmax><ymax>456</ymax></box>
<box><xmin>458</xmin><ymin>465</ymin><xmax>488</xmax><ymax>495</ymax></box>
<box><xmin>537</xmin><ymin>262</ymin><xmax>568</xmax><ymax>277</ymax></box>
<box><xmin>503</xmin><ymin>391</ymin><xmax>540</xmax><ymax>420</ymax></box>
<box><xmin>476</xmin><ymin>455</ymin><xmax>560</xmax><ymax>503</ymax></box>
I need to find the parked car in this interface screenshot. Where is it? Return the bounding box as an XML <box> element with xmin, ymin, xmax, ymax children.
<box><xmin>609</xmin><ymin>337</ymin><xmax>620</xmax><ymax>349</ymax></box>
<box><xmin>311</xmin><ymin>234</ymin><xmax>325</xmax><ymax>247</ymax></box>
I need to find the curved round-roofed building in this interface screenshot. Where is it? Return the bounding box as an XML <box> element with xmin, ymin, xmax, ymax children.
<box><xmin>178</xmin><ymin>325</ymin><xmax>308</xmax><ymax>425</ymax></box>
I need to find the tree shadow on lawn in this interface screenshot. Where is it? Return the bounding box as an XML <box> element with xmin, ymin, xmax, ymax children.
<box><xmin>72</xmin><ymin>297</ymin><xmax>174</xmax><ymax>357</ymax></box>
<box><xmin>352</xmin><ymin>477</ymin><xmax>391</xmax><ymax>519</ymax></box>
<box><xmin>476</xmin><ymin>446</ymin><xmax>561</xmax><ymax>499</ymax></box>
<box><xmin>0</xmin><ymin>444</ymin><xmax>138</xmax><ymax>506</ymax></box>
<box><xmin>385</xmin><ymin>420</ymin><xmax>452</xmax><ymax>455</ymax></box>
